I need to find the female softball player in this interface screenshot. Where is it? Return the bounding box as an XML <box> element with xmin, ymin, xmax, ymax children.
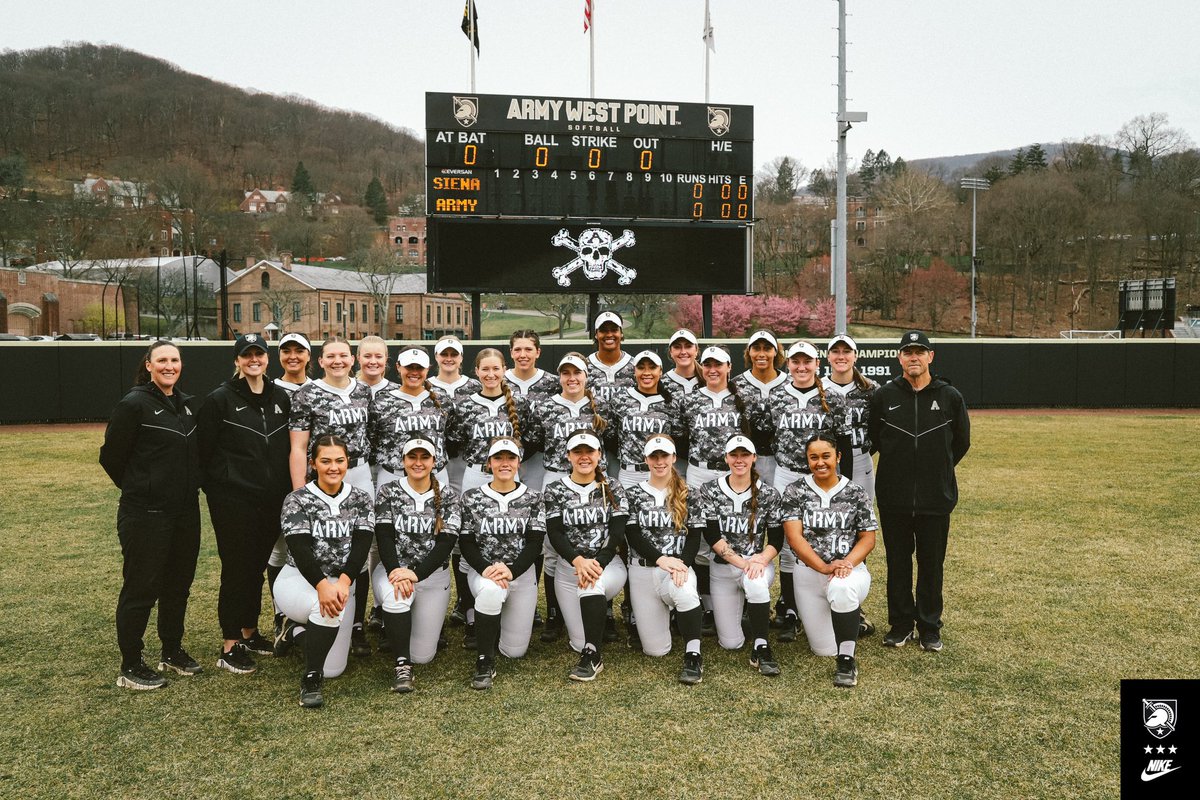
<box><xmin>356</xmin><ymin>335</ymin><xmax>395</xmax><ymax>397</ymax></box>
<box><xmin>197</xmin><ymin>333</ymin><xmax>292</xmax><ymax>675</ymax></box>
<box><xmin>822</xmin><ymin>334</ymin><xmax>878</xmax><ymax>500</ymax></box>
<box><xmin>543</xmin><ymin>430</ymin><xmax>629</xmax><ymax>681</ymax></box>
<box><xmin>505</xmin><ymin>329</ymin><xmax>559</xmax><ymax>490</ymax></box>
<box><xmin>732</xmin><ymin>330</ymin><xmax>788</xmax><ymax>488</ymax></box>
<box><xmin>692</xmin><ymin>435</ymin><xmax>784</xmax><ymax>677</ymax></box>
<box><xmin>664</xmin><ymin>328</ymin><xmax>700</xmax><ymax>396</ymax></box>
<box><xmin>781</xmin><ymin>433</ymin><xmax>877</xmax><ymax>687</ymax></box>
<box><xmin>274</xmin><ymin>434</ymin><xmax>374</xmax><ymax>708</ymax></box>
<box><xmin>624</xmin><ymin>434</ymin><xmax>704</xmax><ymax>685</ymax></box>
<box><xmin>608</xmin><ymin>350</ymin><xmax>683</xmax><ymax>489</ymax></box>
<box><xmin>428</xmin><ymin>336</ymin><xmax>481</xmax><ymax>494</ymax></box>
<box><xmin>369</xmin><ymin>347</ymin><xmax>450</xmax><ymax>489</ymax></box>
<box><xmin>586</xmin><ymin>311</ymin><xmax>636</xmax><ymax>409</ymax></box>
<box><xmin>372</xmin><ymin>437</ymin><xmax>461</xmax><ymax>693</ymax></box>
<box><xmin>458</xmin><ymin>437</ymin><xmax>546</xmax><ymax>689</ymax></box>
<box><xmin>100</xmin><ymin>340</ymin><xmax>203</xmax><ymax>690</ymax></box>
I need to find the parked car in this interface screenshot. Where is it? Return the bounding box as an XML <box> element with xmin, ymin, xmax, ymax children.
<box><xmin>0</xmin><ymin>333</ymin><xmax>29</xmax><ymax>341</ymax></box>
<box><xmin>54</xmin><ymin>333</ymin><xmax>100</xmax><ymax>341</ymax></box>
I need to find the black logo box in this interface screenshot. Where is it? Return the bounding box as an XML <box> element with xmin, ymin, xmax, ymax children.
<box><xmin>1120</xmin><ymin>679</ymin><xmax>1197</xmax><ymax>798</ymax></box>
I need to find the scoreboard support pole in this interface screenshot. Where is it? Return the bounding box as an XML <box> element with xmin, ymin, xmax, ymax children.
<box><xmin>702</xmin><ymin>295</ymin><xmax>714</xmax><ymax>338</ymax></box>
<box><xmin>471</xmin><ymin>293</ymin><xmax>482</xmax><ymax>340</ymax></box>
<box><xmin>588</xmin><ymin>293</ymin><xmax>600</xmax><ymax>334</ymax></box>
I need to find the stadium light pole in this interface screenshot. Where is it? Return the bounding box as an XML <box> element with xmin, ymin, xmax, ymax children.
<box><xmin>961</xmin><ymin>177</ymin><xmax>990</xmax><ymax>338</ymax></box>
<box><xmin>834</xmin><ymin>0</ymin><xmax>866</xmax><ymax>334</ymax></box>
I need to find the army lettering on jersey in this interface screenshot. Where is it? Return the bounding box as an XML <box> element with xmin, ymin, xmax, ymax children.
<box><xmin>609</xmin><ymin>388</ymin><xmax>684</xmax><ymax>469</ymax></box>
<box><xmin>288</xmin><ymin>379</ymin><xmax>373</xmax><ymax>461</ymax></box>
<box><xmin>759</xmin><ymin>383</ymin><xmax>850</xmax><ymax>471</ymax></box>
<box><xmin>527</xmin><ymin>394</ymin><xmax>607</xmax><ymax>473</ymax></box>
<box><xmin>691</xmin><ymin>476</ymin><xmax>782</xmax><ymax>558</ymax></box>
<box><xmin>460</xmin><ymin>483</ymin><xmax>546</xmax><ymax>565</ymax></box>
<box><xmin>448</xmin><ymin>393</ymin><xmax>527</xmax><ymax>467</ymax></box>
<box><xmin>281</xmin><ymin>482</ymin><xmax>375</xmax><ymax>578</ymax></box>
<box><xmin>822</xmin><ymin>376</ymin><xmax>878</xmax><ymax>452</ymax></box>
<box><xmin>543</xmin><ymin>477</ymin><xmax>629</xmax><ymax>558</ymax></box>
<box><xmin>780</xmin><ymin>475</ymin><xmax>878</xmax><ymax>563</ymax></box>
<box><xmin>375</xmin><ymin>477</ymin><xmax>462</xmax><ymax>569</ymax></box>
<box><xmin>626</xmin><ymin>482</ymin><xmax>688</xmax><ymax>557</ymax></box>
<box><xmin>369</xmin><ymin>387</ymin><xmax>450</xmax><ymax>472</ymax></box>
<box><xmin>586</xmin><ymin>352</ymin><xmax>636</xmax><ymax>407</ymax></box>
<box><xmin>679</xmin><ymin>387</ymin><xmax>745</xmax><ymax>464</ymax></box>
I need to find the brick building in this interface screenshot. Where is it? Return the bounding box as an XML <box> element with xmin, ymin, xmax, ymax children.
<box><xmin>386</xmin><ymin>216</ymin><xmax>427</xmax><ymax>264</ymax></box>
<box><xmin>0</xmin><ymin>266</ymin><xmax>124</xmax><ymax>336</ymax></box>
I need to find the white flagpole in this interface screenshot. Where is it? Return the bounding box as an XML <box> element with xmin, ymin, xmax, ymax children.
<box><xmin>704</xmin><ymin>0</ymin><xmax>711</xmax><ymax>103</ymax></box>
<box><xmin>589</xmin><ymin>1</ymin><xmax>596</xmax><ymax>98</ymax></box>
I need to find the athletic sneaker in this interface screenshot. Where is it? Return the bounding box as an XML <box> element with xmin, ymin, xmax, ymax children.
<box><xmin>350</xmin><ymin>625</ymin><xmax>371</xmax><ymax>657</ymax></box>
<box><xmin>626</xmin><ymin>623</ymin><xmax>642</xmax><ymax>651</ymax></box>
<box><xmin>366</xmin><ymin>605</ymin><xmax>383</xmax><ymax>632</ymax></box>
<box><xmin>463</xmin><ymin>622</ymin><xmax>477</xmax><ymax>649</ymax></box>
<box><xmin>299</xmin><ymin>671</ymin><xmax>323</xmax><ymax>708</ymax></box>
<box><xmin>883</xmin><ymin>626</ymin><xmax>914</xmax><ymax>648</ymax></box>
<box><xmin>449</xmin><ymin>603</ymin><xmax>468</xmax><ymax>626</ymax></box>
<box><xmin>540</xmin><ymin>611</ymin><xmax>563</xmax><ymax>643</ymax></box>
<box><xmin>273</xmin><ymin>612</ymin><xmax>284</xmax><ymax>642</ymax></box>
<box><xmin>777</xmin><ymin>613</ymin><xmax>799</xmax><ymax>643</ymax></box>
<box><xmin>603</xmin><ymin>613</ymin><xmax>619</xmax><ymax>643</ymax></box>
<box><xmin>700</xmin><ymin>610</ymin><xmax>716</xmax><ymax>637</ymax></box>
<box><xmin>833</xmin><ymin>654</ymin><xmax>858</xmax><ymax>688</ymax></box>
<box><xmin>919</xmin><ymin>631</ymin><xmax>944</xmax><ymax>652</ymax></box>
<box><xmin>569</xmin><ymin>649</ymin><xmax>604</xmax><ymax>682</ymax></box>
<box><xmin>532</xmin><ymin>609</ymin><xmax>544</xmax><ymax>626</ymax></box>
<box><xmin>158</xmin><ymin>648</ymin><xmax>202</xmax><ymax>676</ymax></box>
<box><xmin>750</xmin><ymin>643</ymin><xmax>781</xmax><ymax>676</ymax></box>
<box><xmin>240</xmin><ymin>632</ymin><xmax>274</xmax><ymax>656</ymax></box>
<box><xmin>392</xmin><ymin>660</ymin><xmax>414</xmax><ymax>693</ymax></box>
<box><xmin>274</xmin><ymin>620</ymin><xmax>297</xmax><ymax>657</ymax></box>
<box><xmin>117</xmin><ymin>660</ymin><xmax>167</xmax><ymax>690</ymax></box>
<box><xmin>859</xmin><ymin>614</ymin><xmax>876</xmax><ymax>638</ymax></box>
<box><xmin>678</xmin><ymin>652</ymin><xmax>703</xmax><ymax>685</ymax></box>
<box><xmin>217</xmin><ymin>642</ymin><xmax>257</xmax><ymax>675</ymax></box>
<box><xmin>471</xmin><ymin>656</ymin><xmax>496</xmax><ymax>690</ymax></box>
<box><xmin>771</xmin><ymin>599</ymin><xmax>788</xmax><ymax>628</ymax></box>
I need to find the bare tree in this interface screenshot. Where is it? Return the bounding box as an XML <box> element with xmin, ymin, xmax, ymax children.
<box><xmin>354</xmin><ymin>244</ymin><xmax>415</xmax><ymax>338</ymax></box>
<box><xmin>529</xmin><ymin>294</ymin><xmax>584</xmax><ymax>339</ymax></box>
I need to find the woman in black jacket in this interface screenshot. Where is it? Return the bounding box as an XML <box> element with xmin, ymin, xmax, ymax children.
<box><xmin>197</xmin><ymin>333</ymin><xmax>292</xmax><ymax>675</ymax></box>
<box><xmin>100</xmin><ymin>340</ymin><xmax>202</xmax><ymax>690</ymax></box>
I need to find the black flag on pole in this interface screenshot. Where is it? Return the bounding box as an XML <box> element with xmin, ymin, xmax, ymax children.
<box><xmin>461</xmin><ymin>1</ymin><xmax>480</xmax><ymax>53</ymax></box>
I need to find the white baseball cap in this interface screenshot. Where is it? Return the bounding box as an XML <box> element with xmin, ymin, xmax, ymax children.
<box><xmin>558</xmin><ymin>354</ymin><xmax>587</xmax><ymax>372</ymax></box>
<box><xmin>787</xmin><ymin>341</ymin><xmax>820</xmax><ymax>360</ymax></box>
<box><xmin>827</xmin><ymin>333</ymin><xmax>858</xmax><ymax>352</ymax></box>
<box><xmin>434</xmin><ymin>337</ymin><xmax>463</xmax><ymax>355</ymax></box>
<box><xmin>397</xmin><ymin>348</ymin><xmax>431</xmax><ymax>369</ymax></box>
<box><xmin>747</xmin><ymin>330</ymin><xmax>779</xmax><ymax>349</ymax></box>
<box><xmin>593</xmin><ymin>311</ymin><xmax>623</xmax><ymax>331</ymax></box>
<box><xmin>724</xmin><ymin>435</ymin><xmax>757</xmax><ymax>455</ymax></box>
<box><xmin>669</xmin><ymin>328</ymin><xmax>698</xmax><ymax>346</ymax></box>
<box><xmin>633</xmin><ymin>350</ymin><xmax>663</xmax><ymax>368</ymax></box>
<box><xmin>402</xmin><ymin>437</ymin><xmax>436</xmax><ymax>456</ymax></box>
<box><xmin>643</xmin><ymin>435</ymin><xmax>676</xmax><ymax>457</ymax></box>
<box><xmin>486</xmin><ymin>438</ymin><xmax>522</xmax><ymax>459</ymax></box>
<box><xmin>700</xmin><ymin>346</ymin><xmax>731</xmax><ymax>364</ymax></box>
<box><xmin>278</xmin><ymin>332</ymin><xmax>311</xmax><ymax>351</ymax></box>
<box><xmin>566</xmin><ymin>431</ymin><xmax>602</xmax><ymax>451</ymax></box>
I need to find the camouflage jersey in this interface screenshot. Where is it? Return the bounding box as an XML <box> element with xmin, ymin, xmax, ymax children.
<box><xmin>822</xmin><ymin>376</ymin><xmax>878</xmax><ymax>454</ymax></box>
<box><xmin>780</xmin><ymin>475</ymin><xmax>878</xmax><ymax>563</ymax></box>
<box><xmin>609</xmin><ymin>387</ymin><xmax>685</xmax><ymax>469</ymax></box>
<box><xmin>504</xmin><ymin>368</ymin><xmax>561</xmax><ymax>400</ymax></box>
<box><xmin>428</xmin><ymin>374</ymin><xmax>482</xmax><ymax>400</ymax></box>
<box><xmin>374</xmin><ymin>476</ymin><xmax>462</xmax><ymax>570</ymax></box>
<box><xmin>368</xmin><ymin>386</ymin><xmax>451</xmax><ymax>473</ymax></box>
<box><xmin>543</xmin><ymin>477</ymin><xmax>629</xmax><ymax>559</ymax></box>
<box><xmin>758</xmin><ymin>383</ymin><xmax>851</xmax><ymax>472</ymax></box>
<box><xmin>274</xmin><ymin>377</ymin><xmax>313</xmax><ymax>395</ymax></box>
<box><xmin>586</xmin><ymin>352</ymin><xmax>637</xmax><ymax>410</ymax></box>
<box><xmin>690</xmin><ymin>476</ymin><xmax>783</xmax><ymax>561</ymax></box>
<box><xmin>678</xmin><ymin>386</ymin><xmax>748</xmax><ymax>467</ymax></box>
<box><xmin>733</xmin><ymin>370</ymin><xmax>788</xmax><ymax>457</ymax></box>
<box><xmin>526</xmin><ymin>394</ymin><xmax>609</xmax><ymax>474</ymax></box>
<box><xmin>626</xmin><ymin>482</ymin><xmax>691</xmax><ymax>560</ymax></box>
<box><xmin>663</xmin><ymin>370</ymin><xmax>699</xmax><ymax>395</ymax></box>
<box><xmin>281</xmin><ymin>482</ymin><xmax>375</xmax><ymax>578</ymax></box>
<box><xmin>448</xmin><ymin>392</ymin><xmax>529</xmax><ymax>468</ymax></box>
<box><xmin>288</xmin><ymin>379</ymin><xmax>373</xmax><ymax>463</ymax></box>
<box><xmin>459</xmin><ymin>482</ymin><xmax>546</xmax><ymax>567</ymax></box>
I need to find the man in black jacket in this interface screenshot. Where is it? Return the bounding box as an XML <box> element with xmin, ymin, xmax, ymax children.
<box><xmin>867</xmin><ymin>331</ymin><xmax>970</xmax><ymax>652</ymax></box>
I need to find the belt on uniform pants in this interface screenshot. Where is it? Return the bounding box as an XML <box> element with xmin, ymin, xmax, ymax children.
<box><xmin>629</xmin><ymin>463</ymin><xmax>650</xmax><ymax>472</ymax></box>
<box><xmin>633</xmin><ymin>556</ymin><xmax>656</xmax><ymax>567</ymax></box>
<box><xmin>689</xmin><ymin>458</ymin><xmax>726</xmax><ymax>470</ymax></box>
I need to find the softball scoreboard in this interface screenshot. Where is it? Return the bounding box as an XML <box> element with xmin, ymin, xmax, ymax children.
<box><xmin>425</xmin><ymin>91</ymin><xmax>754</xmax><ymax>294</ymax></box>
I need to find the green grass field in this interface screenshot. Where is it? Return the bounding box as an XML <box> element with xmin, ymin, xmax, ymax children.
<box><xmin>2</xmin><ymin>414</ymin><xmax>1197</xmax><ymax>799</ymax></box>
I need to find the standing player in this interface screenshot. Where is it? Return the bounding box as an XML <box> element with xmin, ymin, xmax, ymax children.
<box><xmin>664</xmin><ymin>328</ymin><xmax>701</xmax><ymax>396</ymax></box>
<box><xmin>504</xmin><ymin>329</ymin><xmax>559</xmax><ymax>503</ymax></box>
<box><xmin>356</xmin><ymin>335</ymin><xmax>395</xmax><ymax>399</ymax></box>
<box><xmin>372</xmin><ymin>438</ymin><xmax>461</xmax><ymax>693</ymax></box>
<box><xmin>586</xmin><ymin>311</ymin><xmax>636</xmax><ymax>409</ymax></box>
<box><xmin>369</xmin><ymin>347</ymin><xmax>450</xmax><ymax>488</ymax></box>
<box><xmin>625</xmin><ymin>435</ymin><xmax>704</xmax><ymax>685</ymax></box>
<box><xmin>608</xmin><ymin>350</ymin><xmax>683</xmax><ymax>489</ymax></box>
<box><xmin>822</xmin><ymin>334</ymin><xmax>878</xmax><ymax>500</ymax></box>
<box><xmin>428</xmin><ymin>336</ymin><xmax>481</xmax><ymax>493</ymax></box>
<box><xmin>100</xmin><ymin>340</ymin><xmax>202</xmax><ymax>690</ymax></box>
<box><xmin>732</xmin><ymin>330</ymin><xmax>788</xmax><ymax>488</ymax></box>
<box><xmin>458</xmin><ymin>437</ymin><xmax>546</xmax><ymax>689</ymax></box>
<box><xmin>692</xmin><ymin>435</ymin><xmax>784</xmax><ymax>677</ymax></box>
<box><xmin>543</xmin><ymin>430</ymin><xmax>629</xmax><ymax>681</ymax></box>
<box><xmin>781</xmin><ymin>433</ymin><xmax>877</xmax><ymax>687</ymax></box>
<box><xmin>274</xmin><ymin>435</ymin><xmax>374</xmax><ymax>708</ymax></box>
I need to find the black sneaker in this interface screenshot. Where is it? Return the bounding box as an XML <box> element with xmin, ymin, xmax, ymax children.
<box><xmin>626</xmin><ymin>622</ymin><xmax>642</xmax><ymax>651</ymax></box>
<box><xmin>435</xmin><ymin>631</ymin><xmax>447</xmax><ymax>651</ymax></box>
<box><xmin>919</xmin><ymin>631</ymin><xmax>943</xmax><ymax>652</ymax></box>
<box><xmin>750</xmin><ymin>643</ymin><xmax>781</xmax><ymax>677</ymax></box>
<box><xmin>463</xmin><ymin>622</ymin><xmax>477</xmax><ymax>649</ymax></box>
<box><xmin>471</xmin><ymin>656</ymin><xmax>496</xmax><ymax>690</ymax></box>
<box><xmin>350</xmin><ymin>625</ymin><xmax>371</xmax><ymax>658</ymax></box>
<box><xmin>883</xmin><ymin>626</ymin><xmax>914</xmax><ymax>648</ymax></box>
<box><xmin>272</xmin><ymin>613</ymin><xmax>284</xmax><ymax>642</ymax></box>
<box><xmin>859</xmin><ymin>613</ymin><xmax>876</xmax><ymax>638</ymax></box>
<box><xmin>240</xmin><ymin>632</ymin><xmax>274</xmax><ymax>656</ymax></box>
<box><xmin>540</xmin><ymin>611</ymin><xmax>563</xmax><ymax>643</ymax></box>
<box><xmin>533</xmin><ymin>609</ymin><xmax>544</xmax><ymax>627</ymax></box>
<box><xmin>700</xmin><ymin>610</ymin><xmax>716</xmax><ymax>637</ymax></box>
<box><xmin>678</xmin><ymin>652</ymin><xmax>703</xmax><ymax>685</ymax></box>
<box><xmin>603</xmin><ymin>613</ymin><xmax>619</xmax><ymax>643</ymax></box>
<box><xmin>217</xmin><ymin>642</ymin><xmax>258</xmax><ymax>675</ymax></box>
<box><xmin>159</xmin><ymin>648</ymin><xmax>202</xmax><ymax>676</ymax></box>
<box><xmin>392</xmin><ymin>659</ymin><xmax>414</xmax><ymax>693</ymax></box>
<box><xmin>777</xmin><ymin>613</ymin><xmax>799</xmax><ymax>643</ymax></box>
<box><xmin>366</xmin><ymin>606</ymin><xmax>383</xmax><ymax>632</ymax></box>
<box><xmin>834</xmin><ymin>654</ymin><xmax>858</xmax><ymax>687</ymax></box>
<box><xmin>771</xmin><ymin>599</ymin><xmax>788</xmax><ymax>628</ymax></box>
<box><xmin>299</xmin><ymin>671</ymin><xmax>323</xmax><ymax>708</ymax></box>
<box><xmin>449</xmin><ymin>603</ymin><xmax>468</xmax><ymax>626</ymax></box>
<box><xmin>569</xmin><ymin>649</ymin><xmax>603</xmax><ymax>682</ymax></box>
<box><xmin>117</xmin><ymin>660</ymin><xmax>166</xmax><ymax>690</ymax></box>
<box><xmin>274</xmin><ymin>619</ymin><xmax>297</xmax><ymax>657</ymax></box>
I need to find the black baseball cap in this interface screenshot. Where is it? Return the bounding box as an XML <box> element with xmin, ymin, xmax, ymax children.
<box><xmin>899</xmin><ymin>330</ymin><xmax>932</xmax><ymax>350</ymax></box>
<box><xmin>233</xmin><ymin>333</ymin><xmax>268</xmax><ymax>357</ymax></box>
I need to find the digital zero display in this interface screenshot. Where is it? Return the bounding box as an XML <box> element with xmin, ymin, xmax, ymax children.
<box><xmin>425</xmin><ymin>92</ymin><xmax>754</xmax><ymax>221</ymax></box>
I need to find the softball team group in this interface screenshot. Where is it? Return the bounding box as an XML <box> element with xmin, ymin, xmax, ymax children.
<box><xmin>102</xmin><ymin>314</ymin><xmax>887</xmax><ymax>708</ymax></box>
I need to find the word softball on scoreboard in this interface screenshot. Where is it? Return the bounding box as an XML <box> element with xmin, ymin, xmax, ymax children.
<box><xmin>425</xmin><ymin>92</ymin><xmax>754</xmax><ymax>221</ymax></box>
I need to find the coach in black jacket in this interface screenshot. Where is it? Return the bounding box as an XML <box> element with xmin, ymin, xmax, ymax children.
<box><xmin>197</xmin><ymin>333</ymin><xmax>292</xmax><ymax>674</ymax></box>
<box><xmin>100</xmin><ymin>340</ymin><xmax>202</xmax><ymax>690</ymax></box>
<box><xmin>867</xmin><ymin>330</ymin><xmax>970</xmax><ymax>653</ymax></box>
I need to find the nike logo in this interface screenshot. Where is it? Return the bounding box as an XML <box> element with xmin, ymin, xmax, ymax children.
<box><xmin>1141</xmin><ymin>765</ymin><xmax>1181</xmax><ymax>782</ymax></box>
<box><xmin>889</xmin><ymin>404</ymin><xmax>901</xmax><ymax>411</ymax></box>
<box><xmin>236</xmin><ymin>406</ymin><xmax>248</xmax><ymax>411</ymax></box>
<box><xmin>154</xmin><ymin>409</ymin><xmax>164</xmax><ymax>415</ymax></box>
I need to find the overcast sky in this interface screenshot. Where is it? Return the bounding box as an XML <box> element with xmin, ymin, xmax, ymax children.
<box><xmin>4</xmin><ymin>1</ymin><xmax>1198</xmax><ymax>176</ymax></box>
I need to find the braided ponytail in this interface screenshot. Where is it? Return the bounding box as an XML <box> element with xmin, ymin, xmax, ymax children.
<box><xmin>583</xmin><ymin>386</ymin><xmax>607</xmax><ymax>433</ymax></box>
<box><xmin>747</xmin><ymin>465</ymin><xmax>760</xmax><ymax>550</ymax></box>
<box><xmin>814</xmin><ymin>379</ymin><xmax>831</xmax><ymax>414</ymax></box>
<box><xmin>422</xmin><ymin>378</ymin><xmax>442</xmax><ymax>408</ymax></box>
<box><xmin>727</xmin><ymin>381</ymin><xmax>752</xmax><ymax>436</ymax></box>
<box><xmin>851</xmin><ymin>365</ymin><xmax>871</xmax><ymax>391</ymax></box>
<box><xmin>499</xmin><ymin>380</ymin><xmax>522</xmax><ymax>440</ymax></box>
<box><xmin>594</xmin><ymin>467</ymin><xmax>614</xmax><ymax>512</ymax></box>
<box><xmin>431</xmin><ymin>474</ymin><xmax>444</xmax><ymax>535</ymax></box>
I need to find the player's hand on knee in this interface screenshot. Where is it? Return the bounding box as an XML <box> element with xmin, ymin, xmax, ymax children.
<box><xmin>396</xmin><ymin>578</ymin><xmax>415</xmax><ymax>599</ymax></box>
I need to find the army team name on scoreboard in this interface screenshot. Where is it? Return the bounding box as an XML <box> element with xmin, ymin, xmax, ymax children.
<box><xmin>425</xmin><ymin>92</ymin><xmax>753</xmax><ymax>222</ymax></box>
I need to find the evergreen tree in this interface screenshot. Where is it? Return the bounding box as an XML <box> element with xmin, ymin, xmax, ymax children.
<box><xmin>1024</xmin><ymin>143</ymin><xmax>1048</xmax><ymax>171</ymax></box>
<box><xmin>859</xmin><ymin>149</ymin><xmax>876</xmax><ymax>186</ymax></box>
<box><xmin>1008</xmin><ymin>148</ymin><xmax>1027</xmax><ymax>176</ymax></box>
<box><xmin>774</xmin><ymin>156</ymin><xmax>800</xmax><ymax>201</ymax></box>
<box><xmin>364</xmin><ymin>177</ymin><xmax>389</xmax><ymax>225</ymax></box>
<box><xmin>291</xmin><ymin>161</ymin><xmax>315</xmax><ymax>201</ymax></box>
<box><xmin>891</xmin><ymin>156</ymin><xmax>907</xmax><ymax>176</ymax></box>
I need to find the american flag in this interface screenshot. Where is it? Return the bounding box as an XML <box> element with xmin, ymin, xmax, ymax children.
<box><xmin>583</xmin><ymin>0</ymin><xmax>592</xmax><ymax>33</ymax></box>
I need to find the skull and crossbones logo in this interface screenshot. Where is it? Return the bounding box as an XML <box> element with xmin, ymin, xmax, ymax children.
<box><xmin>550</xmin><ymin>227</ymin><xmax>637</xmax><ymax>287</ymax></box>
